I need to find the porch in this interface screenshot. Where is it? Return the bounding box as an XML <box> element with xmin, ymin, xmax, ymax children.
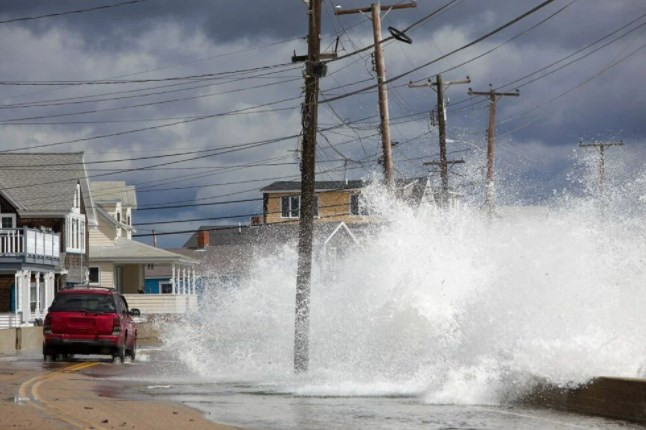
<box><xmin>0</xmin><ymin>271</ymin><xmax>56</xmax><ymax>328</ymax></box>
<box><xmin>123</xmin><ymin>294</ymin><xmax>198</xmax><ymax>315</ymax></box>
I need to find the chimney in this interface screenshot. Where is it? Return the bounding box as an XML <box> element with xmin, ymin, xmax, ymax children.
<box><xmin>196</xmin><ymin>230</ymin><xmax>210</xmax><ymax>249</ymax></box>
<box><xmin>152</xmin><ymin>230</ymin><xmax>158</xmax><ymax>248</ymax></box>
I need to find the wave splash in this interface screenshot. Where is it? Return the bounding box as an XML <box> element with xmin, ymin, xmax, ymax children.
<box><xmin>163</xmin><ymin>179</ymin><xmax>646</xmax><ymax>404</ymax></box>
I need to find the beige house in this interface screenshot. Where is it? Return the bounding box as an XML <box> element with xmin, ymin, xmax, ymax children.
<box><xmin>88</xmin><ymin>181</ymin><xmax>197</xmax><ymax>314</ymax></box>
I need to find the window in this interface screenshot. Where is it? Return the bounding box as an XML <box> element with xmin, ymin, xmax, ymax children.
<box><xmin>350</xmin><ymin>194</ymin><xmax>369</xmax><ymax>216</ymax></box>
<box><xmin>88</xmin><ymin>267</ymin><xmax>100</xmax><ymax>284</ymax></box>
<box><xmin>30</xmin><ymin>282</ymin><xmax>37</xmax><ymax>313</ymax></box>
<box><xmin>160</xmin><ymin>282</ymin><xmax>173</xmax><ymax>294</ymax></box>
<box><xmin>66</xmin><ymin>214</ymin><xmax>86</xmax><ymax>253</ymax></box>
<box><xmin>72</xmin><ymin>183</ymin><xmax>81</xmax><ymax>213</ymax></box>
<box><xmin>116</xmin><ymin>212</ymin><xmax>121</xmax><ymax>223</ymax></box>
<box><xmin>281</xmin><ymin>196</ymin><xmax>300</xmax><ymax>218</ymax></box>
<box><xmin>50</xmin><ymin>293</ymin><xmax>116</xmax><ymax>312</ymax></box>
<box><xmin>1</xmin><ymin>214</ymin><xmax>15</xmax><ymax>229</ymax></box>
<box><xmin>280</xmin><ymin>195</ymin><xmax>318</xmax><ymax>218</ymax></box>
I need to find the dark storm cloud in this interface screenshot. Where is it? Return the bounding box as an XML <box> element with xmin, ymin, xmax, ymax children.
<box><xmin>0</xmin><ymin>0</ymin><xmax>645</xmax><ymax>246</ymax></box>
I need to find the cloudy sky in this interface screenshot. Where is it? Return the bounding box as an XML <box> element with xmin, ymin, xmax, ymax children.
<box><xmin>0</xmin><ymin>0</ymin><xmax>644</xmax><ymax>246</ymax></box>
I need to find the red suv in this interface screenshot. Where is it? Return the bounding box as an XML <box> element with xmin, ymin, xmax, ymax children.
<box><xmin>43</xmin><ymin>287</ymin><xmax>140</xmax><ymax>362</ymax></box>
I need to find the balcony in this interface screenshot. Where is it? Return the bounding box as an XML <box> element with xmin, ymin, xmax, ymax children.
<box><xmin>0</xmin><ymin>228</ymin><xmax>60</xmax><ymax>267</ymax></box>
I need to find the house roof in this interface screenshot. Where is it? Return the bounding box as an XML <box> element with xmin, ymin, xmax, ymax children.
<box><xmin>183</xmin><ymin>221</ymin><xmax>373</xmax><ymax>249</ymax></box>
<box><xmin>95</xmin><ymin>204</ymin><xmax>134</xmax><ymax>231</ymax></box>
<box><xmin>0</xmin><ymin>152</ymin><xmax>97</xmax><ymax>225</ymax></box>
<box><xmin>145</xmin><ymin>248</ymin><xmax>206</xmax><ymax>278</ymax></box>
<box><xmin>261</xmin><ymin>180</ymin><xmax>366</xmax><ymax>192</ymax></box>
<box><xmin>90</xmin><ymin>181</ymin><xmax>138</xmax><ymax>208</ymax></box>
<box><xmin>260</xmin><ymin>178</ymin><xmax>426</xmax><ymax>193</ymax></box>
<box><xmin>90</xmin><ymin>238</ymin><xmax>196</xmax><ymax>264</ymax></box>
<box><xmin>177</xmin><ymin>221</ymin><xmax>373</xmax><ymax>276</ymax></box>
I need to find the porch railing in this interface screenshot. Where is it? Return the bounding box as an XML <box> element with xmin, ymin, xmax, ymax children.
<box><xmin>0</xmin><ymin>228</ymin><xmax>60</xmax><ymax>264</ymax></box>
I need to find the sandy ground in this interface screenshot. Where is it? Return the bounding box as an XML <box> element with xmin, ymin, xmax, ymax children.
<box><xmin>0</xmin><ymin>353</ymin><xmax>239</xmax><ymax>430</ymax></box>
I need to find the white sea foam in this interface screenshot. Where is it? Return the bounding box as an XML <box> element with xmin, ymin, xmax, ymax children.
<box><xmin>162</xmin><ymin>174</ymin><xmax>646</xmax><ymax>404</ymax></box>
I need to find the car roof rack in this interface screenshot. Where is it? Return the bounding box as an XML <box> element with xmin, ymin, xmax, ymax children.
<box><xmin>61</xmin><ymin>285</ymin><xmax>115</xmax><ymax>291</ymax></box>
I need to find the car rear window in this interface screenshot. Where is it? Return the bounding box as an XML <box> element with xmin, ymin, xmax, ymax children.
<box><xmin>50</xmin><ymin>294</ymin><xmax>116</xmax><ymax>313</ymax></box>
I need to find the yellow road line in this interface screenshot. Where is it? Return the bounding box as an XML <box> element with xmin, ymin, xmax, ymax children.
<box><xmin>19</xmin><ymin>361</ymin><xmax>107</xmax><ymax>430</ymax></box>
<box><xmin>18</xmin><ymin>361</ymin><xmax>89</xmax><ymax>398</ymax></box>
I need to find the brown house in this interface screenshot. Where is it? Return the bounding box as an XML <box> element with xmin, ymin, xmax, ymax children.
<box><xmin>260</xmin><ymin>179</ymin><xmax>428</xmax><ymax>224</ymax></box>
<box><xmin>0</xmin><ymin>153</ymin><xmax>97</xmax><ymax>327</ymax></box>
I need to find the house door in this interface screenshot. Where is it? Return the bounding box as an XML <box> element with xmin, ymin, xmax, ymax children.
<box><xmin>0</xmin><ymin>277</ymin><xmax>12</xmax><ymax>312</ymax></box>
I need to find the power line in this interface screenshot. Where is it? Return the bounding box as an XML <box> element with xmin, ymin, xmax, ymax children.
<box><xmin>0</xmin><ymin>0</ymin><xmax>149</xmax><ymax>25</ymax></box>
<box><xmin>449</xmin><ymin>9</ymin><xmax>646</xmax><ymax>114</ymax></box>
<box><xmin>0</xmin><ymin>97</ymin><xmax>301</xmax><ymax>153</ymax></box>
<box><xmin>494</xmin><ymin>39</ymin><xmax>646</xmax><ymax>136</ymax></box>
<box><xmin>322</xmin><ymin>0</ymin><xmax>557</xmax><ymax>105</ymax></box>
<box><xmin>0</xmin><ymin>63</ymin><xmax>298</xmax><ymax>86</ymax></box>
<box><xmin>133</xmin><ymin>208</ymin><xmax>358</xmax><ymax>237</ymax></box>
<box><xmin>0</xmin><ymin>77</ymin><xmax>301</xmax><ymax>124</ymax></box>
<box><xmin>409</xmin><ymin>0</ymin><xmax>577</xmax><ymax>91</ymax></box>
<box><xmin>0</xmin><ymin>74</ymin><xmax>299</xmax><ymax>112</ymax></box>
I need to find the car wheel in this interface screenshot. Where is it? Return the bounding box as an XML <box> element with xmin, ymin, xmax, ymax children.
<box><xmin>128</xmin><ymin>338</ymin><xmax>136</xmax><ymax>362</ymax></box>
<box><xmin>112</xmin><ymin>345</ymin><xmax>125</xmax><ymax>363</ymax></box>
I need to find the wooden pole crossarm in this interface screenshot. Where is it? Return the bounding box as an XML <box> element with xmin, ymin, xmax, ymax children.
<box><xmin>423</xmin><ymin>160</ymin><xmax>465</xmax><ymax>166</ymax></box>
<box><xmin>579</xmin><ymin>141</ymin><xmax>624</xmax><ymax>148</ymax></box>
<box><xmin>468</xmin><ymin>88</ymin><xmax>520</xmax><ymax>98</ymax></box>
<box><xmin>292</xmin><ymin>52</ymin><xmax>337</xmax><ymax>63</ymax></box>
<box><xmin>408</xmin><ymin>77</ymin><xmax>471</xmax><ymax>88</ymax></box>
<box><xmin>334</xmin><ymin>2</ymin><xmax>416</xmax><ymax>15</ymax></box>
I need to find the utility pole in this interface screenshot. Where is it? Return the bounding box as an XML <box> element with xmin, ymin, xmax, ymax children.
<box><xmin>578</xmin><ymin>140</ymin><xmax>623</xmax><ymax>211</ymax></box>
<box><xmin>409</xmin><ymin>74</ymin><xmax>470</xmax><ymax>206</ymax></box>
<box><xmin>292</xmin><ymin>0</ymin><xmax>322</xmax><ymax>374</ymax></box>
<box><xmin>336</xmin><ymin>2</ymin><xmax>416</xmax><ymax>188</ymax></box>
<box><xmin>468</xmin><ymin>86</ymin><xmax>520</xmax><ymax>214</ymax></box>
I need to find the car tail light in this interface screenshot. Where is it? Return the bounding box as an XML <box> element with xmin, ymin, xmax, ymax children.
<box><xmin>43</xmin><ymin>314</ymin><xmax>52</xmax><ymax>334</ymax></box>
<box><xmin>112</xmin><ymin>316</ymin><xmax>121</xmax><ymax>335</ymax></box>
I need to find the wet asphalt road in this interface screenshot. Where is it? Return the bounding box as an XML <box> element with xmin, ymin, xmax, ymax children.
<box><xmin>3</xmin><ymin>348</ymin><xmax>646</xmax><ymax>430</ymax></box>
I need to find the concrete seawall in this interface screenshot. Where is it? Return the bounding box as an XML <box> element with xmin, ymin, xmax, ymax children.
<box><xmin>0</xmin><ymin>327</ymin><xmax>43</xmax><ymax>354</ymax></box>
<box><xmin>521</xmin><ymin>377</ymin><xmax>646</xmax><ymax>424</ymax></box>
<box><xmin>0</xmin><ymin>320</ymin><xmax>164</xmax><ymax>355</ymax></box>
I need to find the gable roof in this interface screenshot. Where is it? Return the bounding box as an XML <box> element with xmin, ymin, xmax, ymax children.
<box><xmin>90</xmin><ymin>181</ymin><xmax>138</xmax><ymax>208</ymax></box>
<box><xmin>182</xmin><ymin>222</ymin><xmax>372</xmax><ymax>249</ymax></box>
<box><xmin>95</xmin><ymin>204</ymin><xmax>134</xmax><ymax>231</ymax></box>
<box><xmin>178</xmin><ymin>222</ymin><xmax>372</xmax><ymax>276</ymax></box>
<box><xmin>0</xmin><ymin>152</ymin><xmax>97</xmax><ymax>226</ymax></box>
